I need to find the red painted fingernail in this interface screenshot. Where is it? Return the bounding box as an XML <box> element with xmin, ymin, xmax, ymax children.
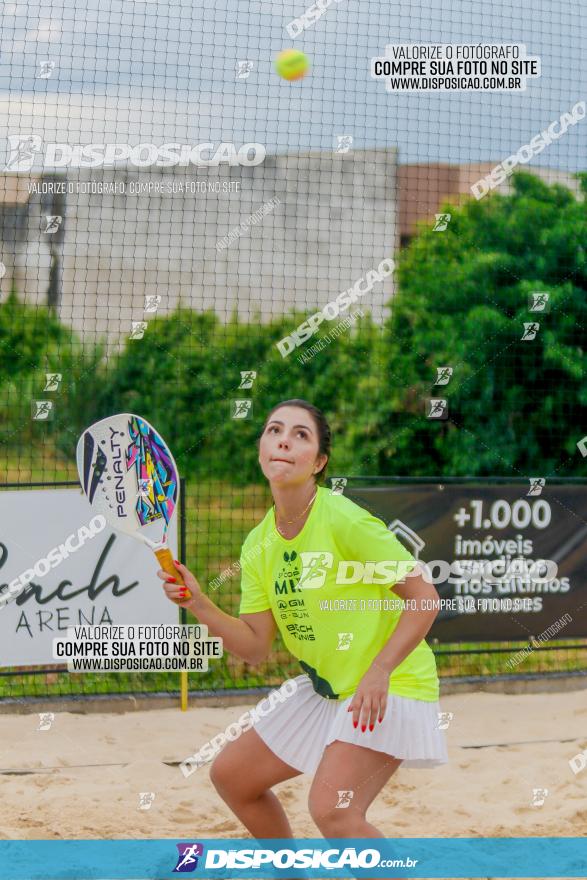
<box><xmin>369</xmin><ymin>724</ymin><xmax>374</xmax><ymax>731</ymax></box>
<box><xmin>353</xmin><ymin>721</ymin><xmax>358</xmax><ymax>729</ymax></box>
<box><xmin>378</xmin><ymin>717</ymin><xmax>383</xmax><ymax>723</ymax></box>
<box><xmin>361</xmin><ymin>725</ymin><xmax>366</xmax><ymax>732</ymax></box>
<box><xmin>167</xmin><ymin>577</ymin><xmax>177</xmax><ymax>583</ymax></box>
<box><xmin>174</xmin><ymin>560</ymin><xmax>181</xmax><ymax>565</ymax></box>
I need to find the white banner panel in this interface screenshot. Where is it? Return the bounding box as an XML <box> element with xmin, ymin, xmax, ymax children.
<box><xmin>0</xmin><ymin>488</ymin><xmax>179</xmax><ymax>666</ymax></box>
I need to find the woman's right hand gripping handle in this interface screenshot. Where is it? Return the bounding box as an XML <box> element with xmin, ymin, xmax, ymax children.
<box><xmin>157</xmin><ymin>560</ymin><xmax>201</xmax><ymax>608</ymax></box>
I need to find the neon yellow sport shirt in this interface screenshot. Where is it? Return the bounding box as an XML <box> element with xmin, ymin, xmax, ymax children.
<box><xmin>238</xmin><ymin>486</ymin><xmax>439</xmax><ymax>702</ymax></box>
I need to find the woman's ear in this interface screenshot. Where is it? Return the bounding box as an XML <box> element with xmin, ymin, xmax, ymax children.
<box><xmin>314</xmin><ymin>453</ymin><xmax>328</xmax><ymax>475</ymax></box>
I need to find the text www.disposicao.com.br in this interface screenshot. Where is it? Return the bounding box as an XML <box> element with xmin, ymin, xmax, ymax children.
<box><xmin>70</xmin><ymin>658</ymin><xmax>202</xmax><ymax>671</ymax></box>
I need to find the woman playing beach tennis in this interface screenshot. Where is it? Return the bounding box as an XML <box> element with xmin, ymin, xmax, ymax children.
<box><xmin>158</xmin><ymin>399</ymin><xmax>448</xmax><ymax>839</ymax></box>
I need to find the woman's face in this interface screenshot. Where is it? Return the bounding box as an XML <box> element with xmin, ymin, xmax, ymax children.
<box><xmin>258</xmin><ymin>406</ymin><xmax>328</xmax><ymax>488</ymax></box>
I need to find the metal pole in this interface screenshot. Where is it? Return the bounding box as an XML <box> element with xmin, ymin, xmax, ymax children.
<box><xmin>179</xmin><ymin>475</ymin><xmax>188</xmax><ymax>711</ymax></box>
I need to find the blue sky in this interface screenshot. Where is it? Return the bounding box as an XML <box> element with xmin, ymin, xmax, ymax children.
<box><xmin>0</xmin><ymin>0</ymin><xmax>584</xmax><ymax>170</ymax></box>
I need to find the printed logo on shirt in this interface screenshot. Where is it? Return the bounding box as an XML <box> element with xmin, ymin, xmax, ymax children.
<box><xmin>273</xmin><ymin>552</ymin><xmax>313</xmax><ymax>625</ymax></box>
<box><xmin>286</xmin><ymin>623</ymin><xmax>315</xmax><ymax>639</ymax></box>
<box><xmin>274</xmin><ymin>550</ymin><xmax>303</xmax><ymax>595</ymax></box>
<box><xmin>276</xmin><ymin>598</ymin><xmax>309</xmax><ymax>619</ymax></box>
<box><xmin>274</xmin><ymin>547</ymin><xmax>415</xmax><ymax>593</ymax></box>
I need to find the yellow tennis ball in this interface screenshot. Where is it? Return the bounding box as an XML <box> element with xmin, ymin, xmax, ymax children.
<box><xmin>274</xmin><ymin>49</ymin><xmax>310</xmax><ymax>81</ymax></box>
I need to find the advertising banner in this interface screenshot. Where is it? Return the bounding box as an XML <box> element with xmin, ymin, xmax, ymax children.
<box><xmin>341</xmin><ymin>480</ymin><xmax>586</xmax><ymax>641</ymax></box>
<box><xmin>0</xmin><ymin>487</ymin><xmax>179</xmax><ymax>666</ymax></box>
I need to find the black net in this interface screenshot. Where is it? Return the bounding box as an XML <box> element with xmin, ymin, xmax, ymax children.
<box><xmin>0</xmin><ymin>0</ymin><xmax>586</xmax><ymax>698</ymax></box>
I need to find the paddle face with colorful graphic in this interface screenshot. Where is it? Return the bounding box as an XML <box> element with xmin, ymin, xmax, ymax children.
<box><xmin>76</xmin><ymin>413</ymin><xmax>190</xmax><ymax>599</ymax></box>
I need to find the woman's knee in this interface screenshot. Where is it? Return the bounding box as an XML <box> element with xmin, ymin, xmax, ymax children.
<box><xmin>209</xmin><ymin>744</ymin><xmax>264</xmax><ymax>801</ymax></box>
<box><xmin>209</xmin><ymin>749</ymin><xmax>237</xmax><ymax>796</ymax></box>
<box><xmin>308</xmin><ymin>789</ymin><xmax>361</xmax><ymax>834</ymax></box>
<box><xmin>209</xmin><ymin>728</ymin><xmax>302</xmax><ymax>801</ymax></box>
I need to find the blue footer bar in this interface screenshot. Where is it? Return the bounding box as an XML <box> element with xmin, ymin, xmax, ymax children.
<box><xmin>0</xmin><ymin>837</ymin><xmax>586</xmax><ymax>879</ymax></box>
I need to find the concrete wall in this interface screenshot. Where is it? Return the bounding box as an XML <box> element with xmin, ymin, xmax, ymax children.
<box><xmin>0</xmin><ymin>149</ymin><xmax>399</xmax><ymax>352</ymax></box>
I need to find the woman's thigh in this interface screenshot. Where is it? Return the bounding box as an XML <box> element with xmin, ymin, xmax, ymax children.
<box><xmin>209</xmin><ymin>727</ymin><xmax>303</xmax><ymax>799</ymax></box>
<box><xmin>309</xmin><ymin>740</ymin><xmax>402</xmax><ymax>819</ymax></box>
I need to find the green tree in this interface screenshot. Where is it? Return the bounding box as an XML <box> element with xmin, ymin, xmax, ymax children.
<box><xmin>94</xmin><ymin>305</ymin><xmax>380</xmax><ymax>484</ymax></box>
<box><xmin>0</xmin><ymin>291</ymin><xmax>104</xmax><ymax>449</ymax></box>
<box><xmin>358</xmin><ymin>172</ymin><xmax>587</xmax><ymax>477</ymax></box>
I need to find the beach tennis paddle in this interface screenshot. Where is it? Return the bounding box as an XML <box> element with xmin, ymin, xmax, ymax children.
<box><xmin>76</xmin><ymin>413</ymin><xmax>191</xmax><ymax>602</ymax></box>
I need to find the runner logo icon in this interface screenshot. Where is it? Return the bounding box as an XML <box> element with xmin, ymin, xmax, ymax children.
<box><xmin>173</xmin><ymin>843</ymin><xmax>204</xmax><ymax>872</ymax></box>
<box><xmin>297</xmin><ymin>552</ymin><xmax>334</xmax><ymax>588</ymax></box>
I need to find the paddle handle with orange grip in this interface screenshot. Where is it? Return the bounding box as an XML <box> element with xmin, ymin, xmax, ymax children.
<box><xmin>154</xmin><ymin>547</ymin><xmax>192</xmax><ymax>602</ymax></box>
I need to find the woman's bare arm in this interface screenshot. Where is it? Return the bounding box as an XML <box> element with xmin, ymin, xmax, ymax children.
<box><xmin>158</xmin><ymin>562</ymin><xmax>276</xmax><ymax>665</ymax></box>
<box><xmin>373</xmin><ymin>565</ymin><xmax>440</xmax><ymax>673</ymax></box>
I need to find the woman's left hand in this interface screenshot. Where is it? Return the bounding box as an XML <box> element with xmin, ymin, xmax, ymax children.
<box><xmin>347</xmin><ymin>662</ymin><xmax>391</xmax><ymax>732</ymax></box>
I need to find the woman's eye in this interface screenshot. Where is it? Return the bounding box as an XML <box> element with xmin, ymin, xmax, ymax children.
<box><xmin>297</xmin><ymin>431</ymin><xmax>307</xmax><ymax>439</ymax></box>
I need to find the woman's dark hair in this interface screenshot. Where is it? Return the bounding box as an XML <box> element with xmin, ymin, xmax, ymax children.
<box><xmin>258</xmin><ymin>399</ymin><xmax>332</xmax><ymax>484</ymax></box>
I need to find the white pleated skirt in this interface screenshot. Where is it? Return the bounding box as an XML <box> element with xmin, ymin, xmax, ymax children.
<box><xmin>251</xmin><ymin>674</ymin><xmax>449</xmax><ymax>775</ymax></box>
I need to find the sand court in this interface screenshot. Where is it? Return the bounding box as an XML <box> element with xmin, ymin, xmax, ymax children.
<box><xmin>1</xmin><ymin>687</ymin><xmax>586</xmax><ymax>878</ymax></box>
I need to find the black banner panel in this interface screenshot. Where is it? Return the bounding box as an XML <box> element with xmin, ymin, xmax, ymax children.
<box><xmin>342</xmin><ymin>481</ymin><xmax>586</xmax><ymax>642</ymax></box>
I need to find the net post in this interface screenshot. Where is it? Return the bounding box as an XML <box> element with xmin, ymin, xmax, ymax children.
<box><xmin>179</xmin><ymin>475</ymin><xmax>188</xmax><ymax>711</ymax></box>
